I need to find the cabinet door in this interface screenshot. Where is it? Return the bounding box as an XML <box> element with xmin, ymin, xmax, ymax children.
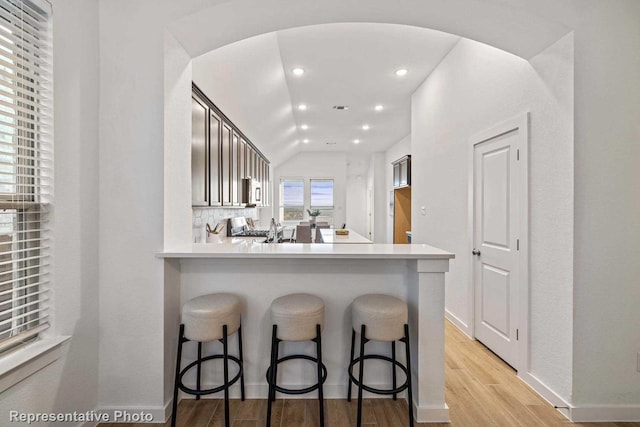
<box><xmin>393</xmin><ymin>163</ymin><xmax>400</xmax><ymax>188</ymax></box>
<box><xmin>231</xmin><ymin>132</ymin><xmax>239</xmax><ymax>205</ymax></box>
<box><xmin>257</xmin><ymin>158</ymin><xmax>263</xmax><ymax>206</ymax></box>
<box><xmin>239</xmin><ymin>139</ymin><xmax>247</xmax><ymax>180</ymax></box>
<box><xmin>239</xmin><ymin>139</ymin><xmax>247</xmax><ymax>203</ymax></box>
<box><xmin>399</xmin><ymin>160</ymin><xmax>408</xmax><ymax>187</ymax></box>
<box><xmin>191</xmin><ymin>96</ymin><xmax>208</xmax><ymax>206</ymax></box>
<box><xmin>264</xmin><ymin>163</ymin><xmax>269</xmax><ymax>206</ymax></box>
<box><xmin>221</xmin><ymin>124</ymin><xmax>232</xmax><ymax>205</ymax></box>
<box><xmin>209</xmin><ymin>110</ymin><xmax>222</xmax><ymax>205</ymax></box>
<box><xmin>251</xmin><ymin>148</ymin><xmax>258</xmax><ymax>179</ymax></box>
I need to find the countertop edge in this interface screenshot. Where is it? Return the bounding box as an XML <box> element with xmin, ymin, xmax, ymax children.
<box><xmin>156</xmin><ymin>243</ymin><xmax>455</xmax><ymax>260</ymax></box>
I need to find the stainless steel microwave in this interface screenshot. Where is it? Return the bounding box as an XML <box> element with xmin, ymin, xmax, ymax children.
<box><xmin>242</xmin><ymin>178</ymin><xmax>261</xmax><ymax>206</ymax></box>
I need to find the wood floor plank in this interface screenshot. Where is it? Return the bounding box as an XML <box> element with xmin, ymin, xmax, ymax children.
<box><xmin>264</xmin><ymin>398</ymin><xmax>284</xmax><ymax>427</ymax></box>
<box><xmin>234</xmin><ymin>399</ymin><xmax>264</xmax><ymax>421</ymax></box>
<box><xmin>281</xmin><ymin>399</ymin><xmax>305</xmax><ymax>426</ymax></box>
<box><xmin>181</xmin><ymin>399</ymin><xmax>219</xmax><ymax>427</ymax></box>
<box><xmin>333</xmin><ymin>398</ymin><xmax>354</xmax><ymax>427</ymax></box>
<box><xmin>304</xmin><ymin>398</ymin><xmax>322</xmax><ymax>427</ymax></box>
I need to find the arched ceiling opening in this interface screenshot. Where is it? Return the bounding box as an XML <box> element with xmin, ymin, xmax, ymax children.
<box><xmin>167</xmin><ymin>0</ymin><xmax>572</xmax><ymax>165</ymax></box>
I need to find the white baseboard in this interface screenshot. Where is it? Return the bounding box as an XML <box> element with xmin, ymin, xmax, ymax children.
<box><xmin>444</xmin><ymin>309</ymin><xmax>472</xmax><ymax>338</ymax></box>
<box><xmin>570</xmin><ymin>405</ymin><xmax>640</xmax><ymax>422</ymax></box>
<box><xmin>517</xmin><ymin>371</ymin><xmax>571</xmax><ymax>420</ymax></box>
<box><xmin>413</xmin><ymin>401</ymin><xmax>450</xmax><ymax>423</ymax></box>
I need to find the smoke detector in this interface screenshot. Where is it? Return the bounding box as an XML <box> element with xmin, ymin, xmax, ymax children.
<box><xmin>332</xmin><ymin>105</ymin><xmax>349</xmax><ymax>110</ymax></box>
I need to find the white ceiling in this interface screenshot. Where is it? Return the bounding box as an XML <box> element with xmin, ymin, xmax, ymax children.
<box><xmin>193</xmin><ymin>23</ymin><xmax>459</xmax><ymax>166</ymax></box>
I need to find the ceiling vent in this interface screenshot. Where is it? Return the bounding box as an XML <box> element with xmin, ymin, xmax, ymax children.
<box><xmin>325</xmin><ymin>142</ymin><xmax>337</xmax><ymax>145</ymax></box>
<box><xmin>332</xmin><ymin>105</ymin><xmax>349</xmax><ymax>110</ymax></box>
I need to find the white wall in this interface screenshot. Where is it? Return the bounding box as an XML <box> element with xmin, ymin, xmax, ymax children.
<box><xmin>0</xmin><ymin>0</ymin><xmax>101</xmax><ymax>423</ymax></box>
<box><xmin>411</xmin><ymin>37</ymin><xmax>574</xmax><ymax>399</ymax></box>
<box><xmin>97</xmin><ymin>0</ymin><xmax>183</xmax><ymax>415</ymax></box>
<box><xmin>569</xmin><ymin>0</ymin><xmax>640</xmax><ymax>410</ymax></box>
<box><xmin>385</xmin><ymin>135</ymin><xmax>412</xmax><ymax>243</ymax></box>
<box><xmin>346</xmin><ymin>154</ymin><xmax>370</xmax><ymax>236</ymax></box>
<box><xmin>272</xmin><ymin>152</ymin><xmax>348</xmax><ymax>228</ymax></box>
<box><xmin>366</xmin><ymin>152</ymin><xmax>387</xmax><ymax>242</ymax></box>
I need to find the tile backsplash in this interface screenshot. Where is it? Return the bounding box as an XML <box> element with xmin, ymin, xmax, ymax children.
<box><xmin>192</xmin><ymin>207</ymin><xmax>258</xmax><ymax>242</ymax></box>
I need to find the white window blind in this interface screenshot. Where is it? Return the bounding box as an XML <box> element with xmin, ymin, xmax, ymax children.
<box><xmin>310</xmin><ymin>179</ymin><xmax>334</xmax><ymax>224</ymax></box>
<box><xmin>280</xmin><ymin>179</ymin><xmax>304</xmax><ymax>221</ymax></box>
<box><xmin>0</xmin><ymin>0</ymin><xmax>52</xmax><ymax>355</ymax></box>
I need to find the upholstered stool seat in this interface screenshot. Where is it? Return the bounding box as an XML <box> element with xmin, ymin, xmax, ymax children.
<box><xmin>271</xmin><ymin>293</ymin><xmax>324</xmax><ymax>341</ymax></box>
<box><xmin>172</xmin><ymin>293</ymin><xmax>245</xmax><ymax>427</ymax></box>
<box><xmin>348</xmin><ymin>294</ymin><xmax>414</xmax><ymax>427</ymax></box>
<box><xmin>266</xmin><ymin>293</ymin><xmax>326</xmax><ymax>427</ymax></box>
<box><xmin>183</xmin><ymin>293</ymin><xmax>241</xmax><ymax>342</ymax></box>
<box><xmin>352</xmin><ymin>294</ymin><xmax>407</xmax><ymax>342</ymax></box>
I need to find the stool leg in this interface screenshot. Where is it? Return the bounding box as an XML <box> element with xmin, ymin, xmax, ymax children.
<box><xmin>223</xmin><ymin>325</ymin><xmax>230</xmax><ymax>427</ymax></box>
<box><xmin>356</xmin><ymin>324</ymin><xmax>366</xmax><ymax>427</ymax></box>
<box><xmin>271</xmin><ymin>334</ymin><xmax>280</xmax><ymax>403</ymax></box>
<box><xmin>266</xmin><ymin>324</ymin><xmax>277</xmax><ymax>427</ymax></box>
<box><xmin>404</xmin><ymin>324</ymin><xmax>414</xmax><ymax>427</ymax></box>
<box><xmin>315</xmin><ymin>324</ymin><xmax>325</xmax><ymax>427</ymax></box>
<box><xmin>196</xmin><ymin>341</ymin><xmax>202</xmax><ymax>401</ymax></box>
<box><xmin>347</xmin><ymin>329</ymin><xmax>355</xmax><ymax>402</ymax></box>
<box><xmin>171</xmin><ymin>324</ymin><xmax>185</xmax><ymax>427</ymax></box>
<box><xmin>238</xmin><ymin>324</ymin><xmax>246</xmax><ymax>401</ymax></box>
<box><xmin>391</xmin><ymin>341</ymin><xmax>397</xmax><ymax>401</ymax></box>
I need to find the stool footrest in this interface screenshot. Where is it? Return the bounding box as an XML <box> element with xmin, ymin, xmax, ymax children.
<box><xmin>348</xmin><ymin>354</ymin><xmax>409</xmax><ymax>395</ymax></box>
<box><xmin>266</xmin><ymin>354</ymin><xmax>327</xmax><ymax>395</ymax></box>
<box><xmin>179</xmin><ymin>354</ymin><xmax>243</xmax><ymax>396</ymax></box>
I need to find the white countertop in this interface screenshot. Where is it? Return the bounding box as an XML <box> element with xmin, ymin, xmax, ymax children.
<box><xmin>318</xmin><ymin>228</ymin><xmax>372</xmax><ymax>244</ymax></box>
<box><xmin>158</xmin><ymin>240</ymin><xmax>454</xmax><ymax>260</ymax></box>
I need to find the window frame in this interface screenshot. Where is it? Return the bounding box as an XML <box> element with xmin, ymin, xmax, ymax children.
<box><xmin>279</xmin><ymin>178</ymin><xmax>305</xmax><ymax>223</ymax></box>
<box><xmin>309</xmin><ymin>178</ymin><xmax>334</xmax><ymax>225</ymax></box>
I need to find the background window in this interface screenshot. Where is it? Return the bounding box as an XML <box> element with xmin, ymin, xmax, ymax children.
<box><xmin>280</xmin><ymin>179</ymin><xmax>304</xmax><ymax>221</ymax></box>
<box><xmin>310</xmin><ymin>179</ymin><xmax>334</xmax><ymax>224</ymax></box>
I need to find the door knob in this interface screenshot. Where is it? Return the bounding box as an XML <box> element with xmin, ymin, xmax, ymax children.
<box><xmin>472</xmin><ymin>248</ymin><xmax>481</xmax><ymax>256</ymax></box>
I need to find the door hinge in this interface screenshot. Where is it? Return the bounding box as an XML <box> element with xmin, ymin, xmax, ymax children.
<box><xmin>516</xmin><ymin>329</ymin><xmax>519</xmax><ymax>341</ymax></box>
<box><xmin>517</xmin><ymin>149</ymin><xmax>520</xmax><ymax>160</ymax></box>
<box><xmin>517</xmin><ymin>239</ymin><xmax>520</xmax><ymax>251</ymax></box>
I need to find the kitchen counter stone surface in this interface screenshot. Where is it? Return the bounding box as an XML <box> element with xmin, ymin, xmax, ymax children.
<box><xmin>158</xmin><ymin>238</ymin><xmax>454</xmax><ymax>259</ymax></box>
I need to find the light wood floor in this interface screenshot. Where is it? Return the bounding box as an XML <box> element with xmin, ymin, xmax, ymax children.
<box><xmin>100</xmin><ymin>321</ymin><xmax>640</xmax><ymax>427</ymax></box>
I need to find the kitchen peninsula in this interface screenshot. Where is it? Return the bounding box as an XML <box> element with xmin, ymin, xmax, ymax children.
<box><xmin>159</xmin><ymin>242</ymin><xmax>454</xmax><ymax>422</ymax></box>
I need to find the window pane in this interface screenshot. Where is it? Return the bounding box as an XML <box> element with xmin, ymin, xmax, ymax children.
<box><xmin>282</xmin><ymin>180</ymin><xmax>303</xmax><ymax>206</ymax></box>
<box><xmin>311</xmin><ymin>180</ymin><xmax>333</xmax><ymax>207</ymax></box>
<box><xmin>282</xmin><ymin>207</ymin><xmax>304</xmax><ymax>221</ymax></box>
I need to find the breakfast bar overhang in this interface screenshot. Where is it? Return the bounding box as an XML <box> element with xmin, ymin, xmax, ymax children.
<box><xmin>159</xmin><ymin>243</ymin><xmax>454</xmax><ymax>423</ymax></box>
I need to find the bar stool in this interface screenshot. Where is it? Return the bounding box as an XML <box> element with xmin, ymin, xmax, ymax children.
<box><xmin>347</xmin><ymin>294</ymin><xmax>414</xmax><ymax>427</ymax></box>
<box><xmin>171</xmin><ymin>293</ymin><xmax>245</xmax><ymax>427</ymax></box>
<box><xmin>266</xmin><ymin>293</ymin><xmax>326</xmax><ymax>427</ymax></box>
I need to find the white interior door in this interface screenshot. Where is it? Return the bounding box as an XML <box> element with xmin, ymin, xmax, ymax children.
<box><xmin>472</xmin><ymin>125</ymin><xmax>523</xmax><ymax>368</ymax></box>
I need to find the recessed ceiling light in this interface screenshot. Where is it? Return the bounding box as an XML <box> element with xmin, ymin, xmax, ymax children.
<box><xmin>298</xmin><ymin>104</ymin><xmax>307</xmax><ymax>111</ymax></box>
<box><xmin>353</xmin><ymin>139</ymin><xmax>360</xmax><ymax>144</ymax></box>
<box><xmin>375</xmin><ymin>105</ymin><xmax>384</xmax><ymax>111</ymax></box>
<box><xmin>395</xmin><ymin>68</ymin><xmax>408</xmax><ymax>77</ymax></box>
<box><xmin>303</xmin><ymin>139</ymin><xmax>309</xmax><ymax>144</ymax></box>
<box><xmin>362</xmin><ymin>124</ymin><xmax>370</xmax><ymax>131</ymax></box>
<box><xmin>292</xmin><ymin>67</ymin><xmax>305</xmax><ymax>76</ymax></box>
<box><xmin>300</xmin><ymin>124</ymin><xmax>309</xmax><ymax>130</ymax></box>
